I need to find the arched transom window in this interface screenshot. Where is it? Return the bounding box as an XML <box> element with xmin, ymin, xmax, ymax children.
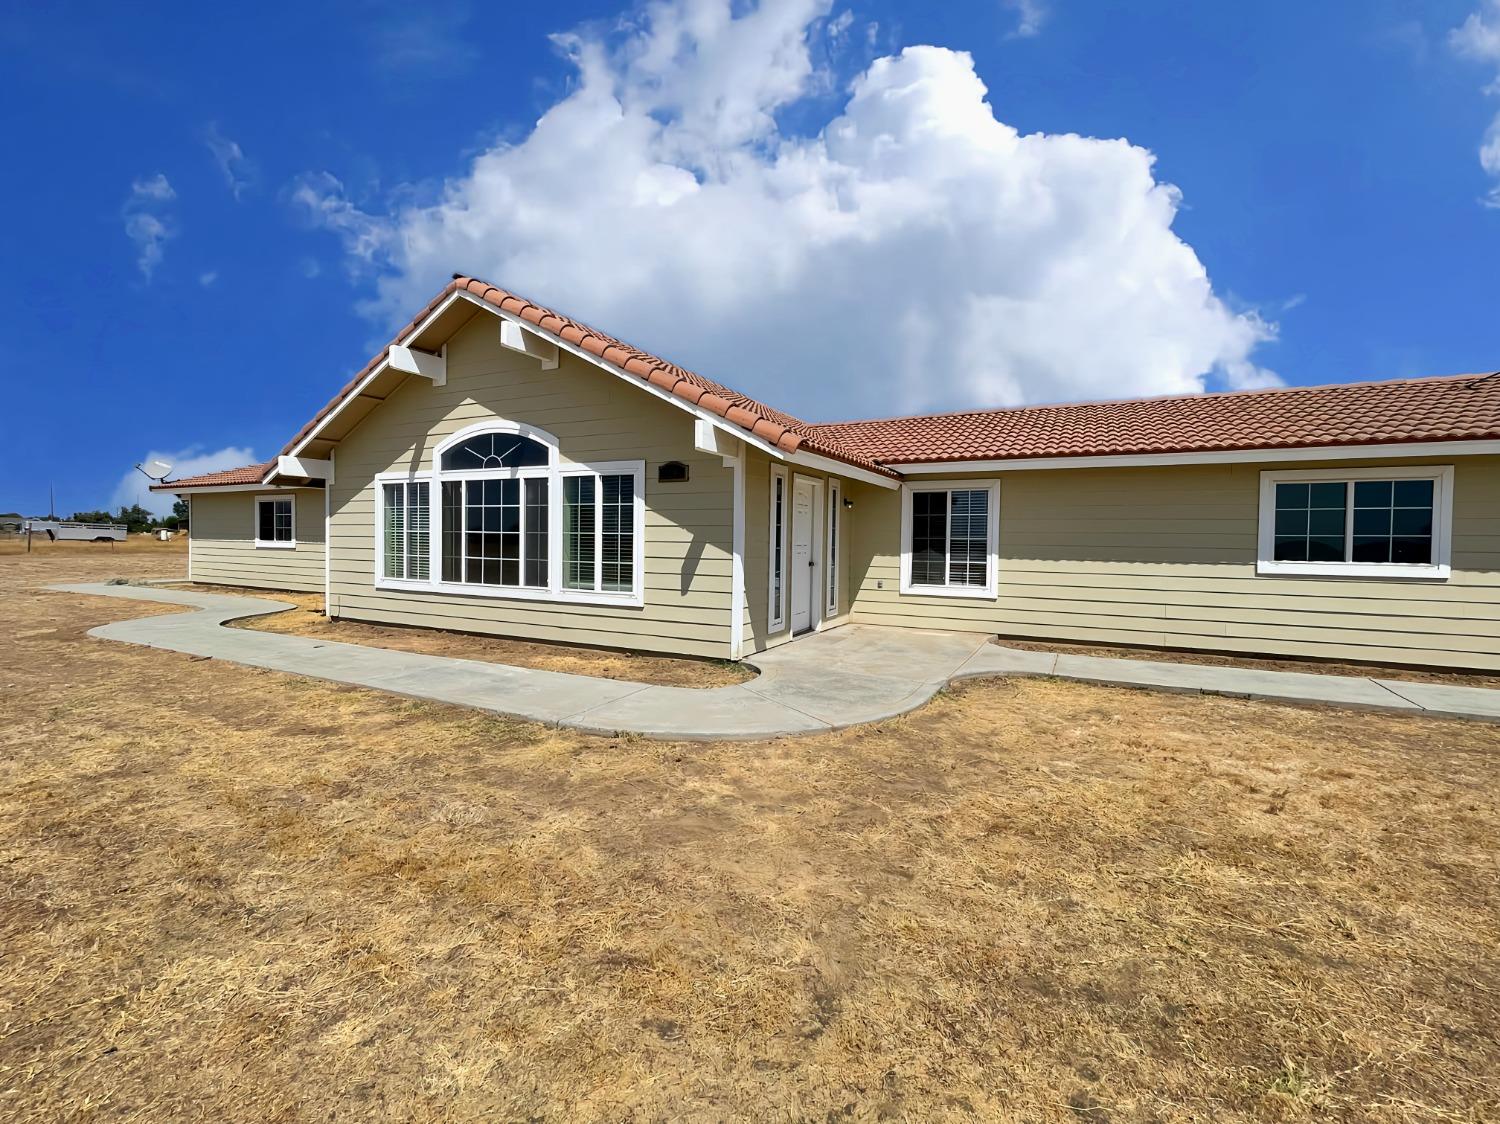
<box><xmin>376</xmin><ymin>421</ymin><xmax>645</xmax><ymax>606</ymax></box>
<box><xmin>440</xmin><ymin>432</ymin><xmax>549</xmax><ymax>472</ymax></box>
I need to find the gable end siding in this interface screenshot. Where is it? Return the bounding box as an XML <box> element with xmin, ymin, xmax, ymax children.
<box><xmin>325</xmin><ymin>314</ymin><xmax>735</xmax><ymax>659</ymax></box>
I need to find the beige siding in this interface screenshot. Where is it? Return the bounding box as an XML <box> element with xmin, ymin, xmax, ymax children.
<box><xmin>846</xmin><ymin>456</ymin><xmax>1500</xmax><ymax>672</ymax></box>
<box><xmin>188</xmin><ymin>490</ymin><xmax>326</xmax><ymax>593</ymax></box>
<box><xmin>742</xmin><ymin>448</ymin><xmax>853</xmax><ymax>654</ymax></box>
<box><xmin>326</xmin><ymin>315</ymin><xmax>735</xmax><ymax>659</ymax></box>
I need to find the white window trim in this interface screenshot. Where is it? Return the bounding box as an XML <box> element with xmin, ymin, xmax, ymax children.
<box><xmin>371</xmin><ymin>422</ymin><xmax>646</xmax><ymax>608</ymax></box>
<box><xmin>767</xmin><ymin>463</ymin><xmax>789</xmax><ymax>633</ymax></box>
<box><xmin>1256</xmin><ymin>465</ymin><xmax>1453</xmax><ymax>580</ymax></box>
<box><xmin>254</xmin><ymin>494</ymin><xmax>296</xmax><ymax>549</ymax></box>
<box><xmin>826</xmin><ymin>480</ymin><xmax>841</xmax><ymax>616</ymax></box>
<box><xmin>375</xmin><ymin>478</ymin><xmax>431</xmax><ymax>584</ymax></box>
<box><xmin>898</xmin><ymin>480</ymin><xmax>1000</xmax><ymax>599</ymax></box>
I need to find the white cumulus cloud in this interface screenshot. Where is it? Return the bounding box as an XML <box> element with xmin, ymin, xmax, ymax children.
<box><xmin>123</xmin><ymin>174</ymin><xmax>176</xmax><ymax>279</ymax></box>
<box><xmin>205</xmin><ymin>124</ymin><xmax>255</xmax><ymax>200</ymax></box>
<box><xmin>295</xmin><ymin>0</ymin><xmax>1277</xmax><ymax>419</ymax></box>
<box><xmin>1002</xmin><ymin>0</ymin><xmax>1047</xmax><ymax>39</ymax></box>
<box><xmin>1453</xmin><ymin>1</ymin><xmax>1500</xmax><ymax>206</ymax></box>
<box><xmin>112</xmin><ymin>446</ymin><xmax>259</xmax><ymax>517</ymax></box>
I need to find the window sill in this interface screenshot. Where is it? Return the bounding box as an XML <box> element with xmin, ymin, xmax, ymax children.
<box><xmin>255</xmin><ymin>540</ymin><xmax>297</xmax><ymax>550</ymax></box>
<box><xmin>374</xmin><ymin>577</ymin><xmax>644</xmax><ymax>609</ymax></box>
<box><xmin>898</xmin><ymin>583</ymin><xmax>998</xmax><ymax>599</ymax></box>
<box><xmin>1256</xmin><ymin>560</ymin><xmax>1450</xmax><ymax>581</ymax></box>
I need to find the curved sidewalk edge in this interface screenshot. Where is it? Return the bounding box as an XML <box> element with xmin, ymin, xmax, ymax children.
<box><xmin>49</xmin><ymin>584</ymin><xmax>1500</xmax><ymax>738</ymax></box>
<box><xmin>46</xmin><ymin>583</ymin><xmax>982</xmax><ymax>741</ymax></box>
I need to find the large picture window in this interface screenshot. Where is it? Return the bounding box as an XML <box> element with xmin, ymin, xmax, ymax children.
<box><xmin>375</xmin><ymin>422</ymin><xmax>644</xmax><ymax>605</ymax></box>
<box><xmin>254</xmin><ymin>495</ymin><xmax>295</xmax><ymax>548</ymax></box>
<box><xmin>899</xmin><ymin>482</ymin><xmax>999</xmax><ymax>598</ymax></box>
<box><xmin>1257</xmin><ymin>466</ymin><xmax>1452</xmax><ymax>580</ymax></box>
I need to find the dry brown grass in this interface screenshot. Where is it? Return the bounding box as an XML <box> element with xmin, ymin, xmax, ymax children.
<box><xmin>173</xmin><ymin>583</ymin><xmax>752</xmax><ymax>688</ymax></box>
<box><xmin>2</xmin><ymin>551</ymin><xmax>1498</xmax><ymax>1122</ymax></box>
<box><xmin>0</xmin><ymin>534</ymin><xmax>188</xmax><ymax>558</ymax></box>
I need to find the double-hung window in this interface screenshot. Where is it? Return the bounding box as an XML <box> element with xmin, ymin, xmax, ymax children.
<box><xmin>900</xmin><ymin>482</ymin><xmax>999</xmax><ymax>597</ymax></box>
<box><xmin>381</xmin><ymin>481</ymin><xmax>430</xmax><ymax>581</ymax></box>
<box><xmin>1257</xmin><ymin>466</ymin><xmax>1452</xmax><ymax>580</ymax></box>
<box><xmin>254</xmin><ymin>495</ymin><xmax>295</xmax><ymax>548</ymax></box>
<box><xmin>562</xmin><ymin>467</ymin><xmax>638</xmax><ymax>594</ymax></box>
<box><xmin>375</xmin><ymin>423</ymin><xmax>644</xmax><ymax>604</ymax></box>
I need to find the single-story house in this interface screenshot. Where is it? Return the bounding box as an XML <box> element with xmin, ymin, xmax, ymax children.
<box><xmin>155</xmin><ymin>275</ymin><xmax>1500</xmax><ymax>672</ymax></box>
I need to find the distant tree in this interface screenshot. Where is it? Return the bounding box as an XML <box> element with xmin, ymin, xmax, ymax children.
<box><xmin>70</xmin><ymin>509</ymin><xmax>117</xmax><ymax>525</ymax></box>
<box><xmin>162</xmin><ymin>515</ymin><xmax>180</xmax><ymax>530</ymax></box>
<box><xmin>172</xmin><ymin>498</ymin><xmax>189</xmax><ymax>528</ymax></box>
<box><xmin>115</xmin><ymin>504</ymin><xmax>156</xmax><ymax>534</ymax></box>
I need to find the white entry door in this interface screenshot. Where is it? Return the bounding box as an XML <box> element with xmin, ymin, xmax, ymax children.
<box><xmin>790</xmin><ymin>477</ymin><xmax>818</xmax><ymax>634</ymax></box>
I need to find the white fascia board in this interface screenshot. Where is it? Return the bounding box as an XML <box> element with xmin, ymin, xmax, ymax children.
<box><xmin>284</xmin><ymin>288</ymin><xmax>476</xmax><ymax>459</ymax></box>
<box><xmin>886</xmin><ymin>439</ymin><xmax>1500</xmax><ymax>474</ymax></box>
<box><xmin>160</xmin><ymin>482</ymin><xmax>303</xmax><ymax>494</ymax></box>
<box><xmin>786</xmin><ymin>448</ymin><xmax>900</xmax><ymax>489</ymax></box>
<box><xmin>286</xmin><ymin>357</ymin><xmax>393</xmax><ymax>459</ymax></box>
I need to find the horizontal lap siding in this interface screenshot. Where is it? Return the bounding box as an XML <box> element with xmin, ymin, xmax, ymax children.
<box><xmin>846</xmin><ymin>457</ymin><xmax>1500</xmax><ymax>671</ymax></box>
<box><xmin>188</xmin><ymin>490</ymin><xmax>325</xmax><ymax>593</ymax></box>
<box><xmin>326</xmin><ymin>316</ymin><xmax>734</xmax><ymax>659</ymax></box>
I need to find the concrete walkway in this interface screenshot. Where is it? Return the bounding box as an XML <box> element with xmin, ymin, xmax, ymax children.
<box><xmin>51</xmin><ymin>583</ymin><xmax>1500</xmax><ymax>737</ymax></box>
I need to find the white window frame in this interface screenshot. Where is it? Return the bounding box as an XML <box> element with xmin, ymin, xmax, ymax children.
<box><xmin>826</xmin><ymin>480</ymin><xmax>841</xmax><ymax>616</ymax></box>
<box><xmin>254</xmin><ymin>494</ymin><xmax>296</xmax><ymax>549</ymax></box>
<box><xmin>1256</xmin><ymin>464</ymin><xmax>1453</xmax><ymax>580</ymax></box>
<box><xmin>372</xmin><ymin>421</ymin><xmax>646</xmax><ymax>607</ymax></box>
<box><xmin>557</xmin><ymin>460</ymin><xmax>648</xmax><ymax>601</ymax></box>
<box><xmin>898</xmin><ymin>480</ymin><xmax>1000</xmax><ymax>598</ymax></box>
<box><xmin>767</xmin><ymin>463</ymin><xmax>789</xmax><ymax>632</ymax></box>
<box><xmin>375</xmin><ymin>478</ymin><xmax>431</xmax><ymax>584</ymax></box>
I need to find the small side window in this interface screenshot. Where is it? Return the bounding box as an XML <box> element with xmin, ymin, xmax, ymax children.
<box><xmin>255</xmin><ymin>496</ymin><xmax>295</xmax><ymax>548</ymax></box>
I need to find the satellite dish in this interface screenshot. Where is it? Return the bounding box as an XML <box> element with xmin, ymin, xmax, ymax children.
<box><xmin>135</xmin><ymin>459</ymin><xmax>174</xmax><ymax>481</ymax></box>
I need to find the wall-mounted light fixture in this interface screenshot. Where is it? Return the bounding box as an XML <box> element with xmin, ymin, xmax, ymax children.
<box><xmin>842</xmin><ymin>496</ymin><xmax>854</xmax><ymax>510</ymax></box>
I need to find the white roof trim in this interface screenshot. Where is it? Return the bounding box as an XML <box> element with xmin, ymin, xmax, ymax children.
<box><xmin>448</xmin><ymin>290</ymin><xmax>788</xmax><ymax>460</ymax></box>
<box><xmin>886</xmin><ymin>439</ymin><xmax>1500</xmax><ymax>474</ymax></box>
<box><xmin>786</xmin><ymin>447</ymin><xmax>899</xmax><ymax>489</ymax></box>
<box><xmin>287</xmin><ymin>289</ymin><xmax>795</xmax><ymax>464</ymax></box>
<box><xmin>157</xmin><ymin>482</ymin><xmax>308</xmax><ymax>494</ymax></box>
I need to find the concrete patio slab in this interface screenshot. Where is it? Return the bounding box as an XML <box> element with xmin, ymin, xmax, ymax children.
<box><xmin>49</xmin><ymin>582</ymin><xmax>1500</xmax><ymax>737</ymax></box>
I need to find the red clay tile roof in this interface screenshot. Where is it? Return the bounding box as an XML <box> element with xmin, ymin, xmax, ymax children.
<box><xmin>182</xmin><ymin>277</ymin><xmax>1500</xmax><ymax>492</ymax></box>
<box><xmin>280</xmin><ymin>276</ymin><xmax>890</xmax><ymax>477</ymax></box>
<box><xmin>150</xmin><ymin>461</ymin><xmax>273</xmax><ymax>491</ymax></box>
<box><xmin>810</xmin><ymin>373</ymin><xmax>1500</xmax><ymax>465</ymax></box>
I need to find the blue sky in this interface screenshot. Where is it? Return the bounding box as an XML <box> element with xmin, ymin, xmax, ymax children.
<box><xmin>2</xmin><ymin>0</ymin><xmax>1498</xmax><ymax>516</ymax></box>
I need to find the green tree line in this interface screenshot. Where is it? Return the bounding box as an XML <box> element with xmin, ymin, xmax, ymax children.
<box><xmin>56</xmin><ymin>499</ymin><xmax>190</xmax><ymax>534</ymax></box>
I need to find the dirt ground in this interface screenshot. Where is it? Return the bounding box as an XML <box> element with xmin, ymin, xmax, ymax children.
<box><xmin>2</xmin><ymin>548</ymin><xmax>1499</xmax><ymax>1122</ymax></box>
<box><xmin>176</xmin><ymin>585</ymin><xmax>753</xmax><ymax>689</ymax></box>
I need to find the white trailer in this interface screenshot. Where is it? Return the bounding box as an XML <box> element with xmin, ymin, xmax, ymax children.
<box><xmin>22</xmin><ymin>520</ymin><xmax>128</xmax><ymax>542</ymax></box>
